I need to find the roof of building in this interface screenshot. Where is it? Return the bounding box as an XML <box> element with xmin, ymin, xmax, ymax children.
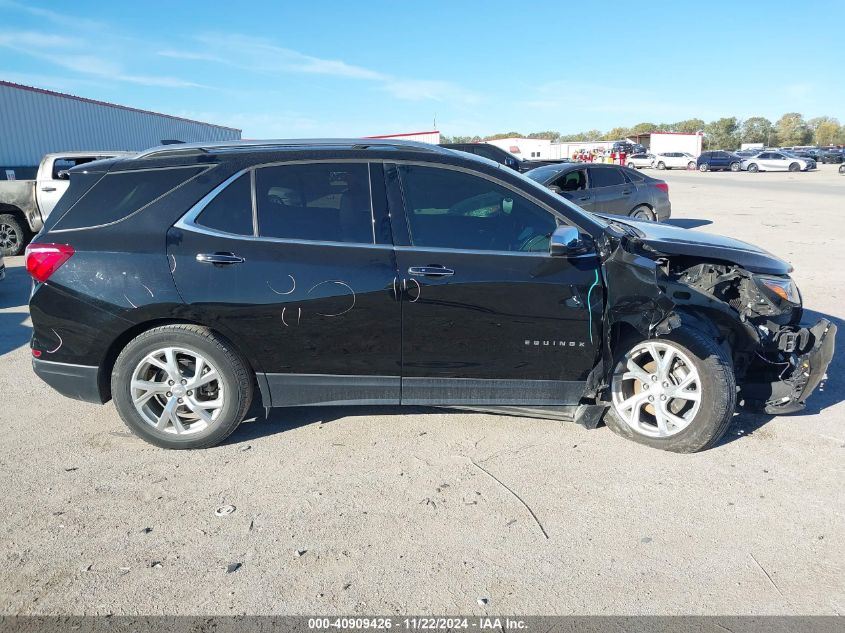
<box><xmin>0</xmin><ymin>80</ymin><xmax>241</xmax><ymax>133</ymax></box>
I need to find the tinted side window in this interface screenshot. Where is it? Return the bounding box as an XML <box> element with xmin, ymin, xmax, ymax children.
<box><xmin>551</xmin><ymin>169</ymin><xmax>587</xmax><ymax>191</ymax></box>
<box><xmin>53</xmin><ymin>167</ymin><xmax>204</xmax><ymax>230</ymax></box>
<box><xmin>196</xmin><ymin>174</ymin><xmax>253</xmax><ymax>236</ymax></box>
<box><xmin>399</xmin><ymin>165</ymin><xmax>558</xmax><ymax>253</ymax></box>
<box><xmin>588</xmin><ymin>167</ymin><xmax>626</xmax><ymax>188</ymax></box>
<box><xmin>473</xmin><ymin>145</ymin><xmax>502</xmax><ymax>162</ymax></box>
<box><xmin>256</xmin><ymin>163</ymin><xmax>373</xmax><ymax>244</ymax></box>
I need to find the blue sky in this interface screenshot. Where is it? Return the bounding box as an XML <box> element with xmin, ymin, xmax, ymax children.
<box><xmin>2</xmin><ymin>0</ymin><xmax>843</xmax><ymax>138</ymax></box>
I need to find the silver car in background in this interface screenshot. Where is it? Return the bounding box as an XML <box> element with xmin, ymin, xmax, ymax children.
<box><xmin>626</xmin><ymin>153</ymin><xmax>655</xmax><ymax>169</ymax></box>
<box><xmin>741</xmin><ymin>151</ymin><xmax>813</xmax><ymax>172</ymax></box>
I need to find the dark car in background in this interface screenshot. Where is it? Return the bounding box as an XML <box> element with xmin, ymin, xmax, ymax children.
<box><xmin>697</xmin><ymin>151</ymin><xmax>742</xmax><ymax>172</ymax></box>
<box><xmin>25</xmin><ymin>139</ymin><xmax>834</xmax><ymax>455</ymax></box>
<box><xmin>439</xmin><ymin>143</ymin><xmax>568</xmax><ymax>172</ymax></box>
<box><xmin>820</xmin><ymin>148</ymin><xmax>844</xmax><ymax>164</ymax></box>
<box><xmin>525</xmin><ymin>162</ymin><xmax>670</xmax><ymax>222</ymax></box>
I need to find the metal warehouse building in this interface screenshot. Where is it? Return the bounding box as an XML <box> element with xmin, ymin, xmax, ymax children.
<box><xmin>0</xmin><ymin>80</ymin><xmax>241</xmax><ymax>169</ymax></box>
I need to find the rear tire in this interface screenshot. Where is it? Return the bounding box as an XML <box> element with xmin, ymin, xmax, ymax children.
<box><xmin>629</xmin><ymin>205</ymin><xmax>655</xmax><ymax>221</ymax></box>
<box><xmin>839</xmin><ymin>164</ymin><xmax>845</xmax><ymax>174</ymax></box>
<box><xmin>604</xmin><ymin>326</ymin><xmax>736</xmax><ymax>453</ymax></box>
<box><xmin>0</xmin><ymin>213</ymin><xmax>28</xmax><ymax>257</ymax></box>
<box><xmin>730</xmin><ymin>161</ymin><xmax>740</xmax><ymax>172</ymax></box>
<box><xmin>112</xmin><ymin>325</ymin><xmax>253</xmax><ymax>449</ymax></box>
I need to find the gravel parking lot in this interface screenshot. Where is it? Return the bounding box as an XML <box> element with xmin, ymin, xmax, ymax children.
<box><xmin>1</xmin><ymin>164</ymin><xmax>843</xmax><ymax>616</ymax></box>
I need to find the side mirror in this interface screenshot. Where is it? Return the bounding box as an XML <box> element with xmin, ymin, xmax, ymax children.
<box><xmin>57</xmin><ymin>170</ymin><xmax>70</xmax><ymax>180</ymax></box>
<box><xmin>547</xmin><ymin>185</ymin><xmax>562</xmax><ymax>194</ymax></box>
<box><xmin>549</xmin><ymin>226</ymin><xmax>592</xmax><ymax>257</ymax></box>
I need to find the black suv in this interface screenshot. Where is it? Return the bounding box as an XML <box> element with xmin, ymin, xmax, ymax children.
<box><xmin>696</xmin><ymin>151</ymin><xmax>742</xmax><ymax>172</ymax></box>
<box><xmin>27</xmin><ymin>140</ymin><xmax>835</xmax><ymax>452</ymax></box>
<box><xmin>820</xmin><ymin>148</ymin><xmax>844</xmax><ymax>164</ymax></box>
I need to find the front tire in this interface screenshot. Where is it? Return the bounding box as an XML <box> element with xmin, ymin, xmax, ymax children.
<box><xmin>112</xmin><ymin>325</ymin><xmax>253</xmax><ymax>449</ymax></box>
<box><xmin>698</xmin><ymin>163</ymin><xmax>709</xmax><ymax>172</ymax></box>
<box><xmin>656</xmin><ymin>161</ymin><xmax>666</xmax><ymax>170</ymax></box>
<box><xmin>747</xmin><ymin>163</ymin><xmax>759</xmax><ymax>173</ymax></box>
<box><xmin>839</xmin><ymin>164</ymin><xmax>845</xmax><ymax>174</ymax></box>
<box><xmin>687</xmin><ymin>161</ymin><xmax>696</xmax><ymax>170</ymax></box>
<box><xmin>788</xmin><ymin>162</ymin><xmax>800</xmax><ymax>172</ymax></box>
<box><xmin>0</xmin><ymin>213</ymin><xmax>28</xmax><ymax>257</ymax></box>
<box><xmin>604</xmin><ymin>326</ymin><xmax>736</xmax><ymax>453</ymax></box>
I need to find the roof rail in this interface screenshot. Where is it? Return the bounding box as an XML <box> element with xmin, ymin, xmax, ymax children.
<box><xmin>136</xmin><ymin>138</ymin><xmax>446</xmax><ymax>159</ymax></box>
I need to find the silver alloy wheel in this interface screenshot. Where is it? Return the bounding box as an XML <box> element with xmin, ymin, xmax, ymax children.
<box><xmin>0</xmin><ymin>223</ymin><xmax>19</xmax><ymax>250</ymax></box>
<box><xmin>130</xmin><ymin>346</ymin><xmax>224</xmax><ymax>435</ymax></box>
<box><xmin>611</xmin><ymin>341</ymin><xmax>702</xmax><ymax>438</ymax></box>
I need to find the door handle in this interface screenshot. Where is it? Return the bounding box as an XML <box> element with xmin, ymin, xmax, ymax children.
<box><xmin>621</xmin><ymin>189</ymin><xmax>632</xmax><ymax>195</ymax></box>
<box><xmin>408</xmin><ymin>265</ymin><xmax>454</xmax><ymax>277</ymax></box>
<box><xmin>196</xmin><ymin>252</ymin><xmax>245</xmax><ymax>265</ymax></box>
<box><xmin>577</xmin><ymin>195</ymin><xmax>591</xmax><ymax>202</ymax></box>
<box><xmin>41</xmin><ymin>186</ymin><xmax>56</xmax><ymax>192</ymax></box>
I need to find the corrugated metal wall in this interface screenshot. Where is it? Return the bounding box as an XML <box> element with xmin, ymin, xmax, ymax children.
<box><xmin>0</xmin><ymin>82</ymin><xmax>241</xmax><ymax>166</ymax></box>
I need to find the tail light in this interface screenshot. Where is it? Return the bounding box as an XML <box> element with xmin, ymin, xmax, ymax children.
<box><xmin>655</xmin><ymin>183</ymin><xmax>669</xmax><ymax>193</ymax></box>
<box><xmin>25</xmin><ymin>243</ymin><xmax>75</xmax><ymax>283</ymax></box>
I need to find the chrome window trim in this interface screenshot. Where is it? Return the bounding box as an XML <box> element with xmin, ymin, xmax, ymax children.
<box><xmin>249</xmin><ymin>168</ymin><xmax>258</xmax><ymax>236</ymax></box>
<box><xmin>393</xmin><ymin>245</ymin><xmax>596</xmax><ymax>259</ymax></box>
<box><xmin>174</xmin><ymin>157</ymin><xmax>600</xmax><ymax>259</ymax></box>
<box><xmin>179</xmin><ymin>159</ymin><xmax>379</xmax><ymax>245</ymax></box>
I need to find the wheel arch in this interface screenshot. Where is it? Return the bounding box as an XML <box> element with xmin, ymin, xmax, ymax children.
<box><xmin>98</xmin><ymin>317</ymin><xmax>264</xmax><ymax>403</ymax></box>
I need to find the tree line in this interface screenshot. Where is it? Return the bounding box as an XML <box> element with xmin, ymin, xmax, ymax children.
<box><xmin>441</xmin><ymin>113</ymin><xmax>845</xmax><ymax>149</ymax></box>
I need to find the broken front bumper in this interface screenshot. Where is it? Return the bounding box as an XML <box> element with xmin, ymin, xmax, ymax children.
<box><xmin>741</xmin><ymin>319</ymin><xmax>836</xmax><ymax>414</ymax></box>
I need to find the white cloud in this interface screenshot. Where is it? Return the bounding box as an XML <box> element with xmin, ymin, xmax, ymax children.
<box><xmin>0</xmin><ymin>27</ymin><xmax>208</xmax><ymax>88</ymax></box>
<box><xmin>163</xmin><ymin>33</ymin><xmax>481</xmax><ymax>104</ymax></box>
<box><xmin>383</xmin><ymin>79</ymin><xmax>480</xmax><ymax>104</ymax></box>
<box><xmin>0</xmin><ymin>30</ymin><xmax>80</xmax><ymax>48</ymax></box>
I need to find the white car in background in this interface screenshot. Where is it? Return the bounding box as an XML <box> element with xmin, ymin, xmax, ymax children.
<box><xmin>654</xmin><ymin>152</ymin><xmax>697</xmax><ymax>170</ymax></box>
<box><xmin>740</xmin><ymin>151</ymin><xmax>811</xmax><ymax>173</ymax></box>
<box><xmin>626</xmin><ymin>153</ymin><xmax>655</xmax><ymax>169</ymax></box>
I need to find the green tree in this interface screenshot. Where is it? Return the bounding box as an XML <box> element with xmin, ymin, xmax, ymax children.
<box><xmin>775</xmin><ymin>113</ymin><xmax>811</xmax><ymax>146</ymax></box>
<box><xmin>630</xmin><ymin>122</ymin><xmax>657</xmax><ymax>135</ymax></box>
<box><xmin>704</xmin><ymin>117</ymin><xmax>740</xmax><ymax>149</ymax></box>
<box><xmin>526</xmin><ymin>131</ymin><xmax>561</xmax><ymax>141</ymax></box>
<box><xmin>604</xmin><ymin>126</ymin><xmax>631</xmax><ymax>140</ymax></box>
<box><xmin>809</xmin><ymin>117</ymin><xmax>841</xmax><ymax>146</ymax></box>
<box><xmin>483</xmin><ymin>132</ymin><xmax>523</xmax><ymax>141</ymax></box>
<box><xmin>740</xmin><ymin>117</ymin><xmax>774</xmax><ymax>145</ymax></box>
<box><xmin>671</xmin><ymin>118</ymin><xmax>705</xmax><ymax>134</ymax></box>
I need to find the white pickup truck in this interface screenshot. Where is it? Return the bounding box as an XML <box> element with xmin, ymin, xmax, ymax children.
<box><xmin>0</xmin><ymin>151</ymin><xmax>133</xmax><ymax>256</ymax></box>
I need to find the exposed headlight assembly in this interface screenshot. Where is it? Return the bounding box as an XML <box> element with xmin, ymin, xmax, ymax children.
<box><xmin>754</xmin><ymin>275</ymin><xmax>801</xmax><ymax>305</ymax></box>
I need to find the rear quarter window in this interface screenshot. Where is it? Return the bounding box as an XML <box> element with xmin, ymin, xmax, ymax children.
<box><xmin>52</xmin><ymin>166</ymin><xmax>205</xmax><ymax>231</ymax></box>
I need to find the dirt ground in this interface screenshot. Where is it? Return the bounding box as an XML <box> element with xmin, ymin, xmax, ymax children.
<box><xmin>1</xmin><ymin>164</ymin><xmax>843</xmax><ymax>616</ymax></box>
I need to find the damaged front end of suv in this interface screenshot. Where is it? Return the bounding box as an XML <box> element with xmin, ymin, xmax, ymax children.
<box><xmin>588</xmin><ymin>218</ymin><xmax>835</xmax><ymax>421</ymax></box>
